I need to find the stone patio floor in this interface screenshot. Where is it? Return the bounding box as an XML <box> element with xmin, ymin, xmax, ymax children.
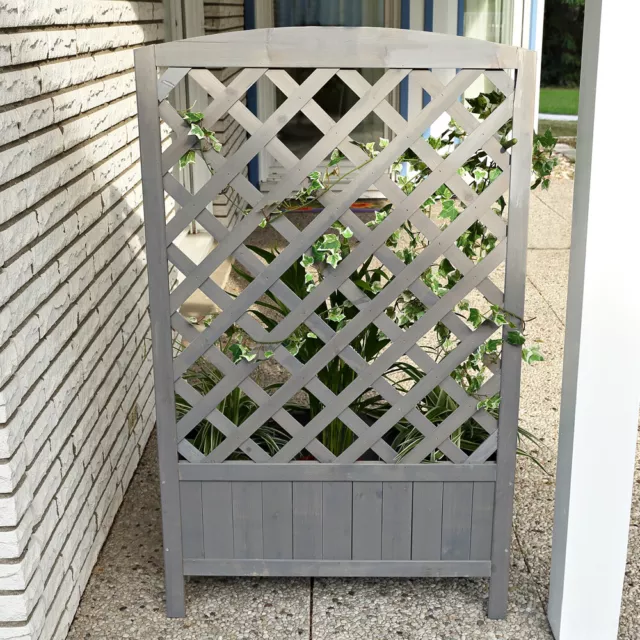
<box><xmin>67</xmin><ymin>167</ymin><xmax>640</xmax><ymax>639</ymax></box>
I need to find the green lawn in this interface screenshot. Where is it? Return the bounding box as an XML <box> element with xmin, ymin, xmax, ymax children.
<box><xmin>539</xmin><ymin>87</ymin><xmax>580</xmax><ymax>115</ymax></box>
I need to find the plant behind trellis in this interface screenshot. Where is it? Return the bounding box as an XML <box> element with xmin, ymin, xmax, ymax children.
<box><xmin>176</xmin><ymin>89</ymin><xmax>556</xmax><ymax>463</ymax></box>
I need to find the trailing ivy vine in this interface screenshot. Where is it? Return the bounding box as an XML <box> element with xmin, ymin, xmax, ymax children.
<box><xmin>176</xmin><ymin>90</ymin><xmax>557</xmax><ymax>465</ymax></box>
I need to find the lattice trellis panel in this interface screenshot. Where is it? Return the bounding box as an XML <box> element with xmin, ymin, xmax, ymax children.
<box><xmin>135</xmin><ymin>27</ymin><xmax>536</xmax><ymax>619</ymax></box>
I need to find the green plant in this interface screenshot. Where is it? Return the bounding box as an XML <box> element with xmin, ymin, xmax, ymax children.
<box><xmin>174</xmin><ymin>330</ymin><xmax>289</xmax><ymax>457</ymax></box>
<box><xmin>176</xmin><ymin>89</ymin><xmax>557</xmax><ymax>464</ymax></box>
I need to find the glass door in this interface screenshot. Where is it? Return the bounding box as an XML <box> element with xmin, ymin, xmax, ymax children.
<box><xmin>256</xmin><ymin>0</ymin><xmax>400</xmax><ymax>183</ymax></box>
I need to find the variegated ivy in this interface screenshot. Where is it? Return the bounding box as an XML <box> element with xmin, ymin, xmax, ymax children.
<box><xmin>179</xmin><ymin>92</ymin><xmax>556</xmax><ymax>416</ymax></box>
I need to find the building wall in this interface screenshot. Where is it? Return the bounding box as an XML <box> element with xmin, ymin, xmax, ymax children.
<box><xmin>0</xmin><ymin>3</ymin><xmax>166</xmax><ymax>639</ymax></box>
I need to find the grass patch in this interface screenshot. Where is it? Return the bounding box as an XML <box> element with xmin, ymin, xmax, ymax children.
<box><xmin>539</xmin><ymin>87</ymin><xmax>579</xmax><ymax>115</ymax></box>
<box><xmin>539</xmin><ymin>119</ymin><xmax>577</xmax><ymax>139</ymax></box>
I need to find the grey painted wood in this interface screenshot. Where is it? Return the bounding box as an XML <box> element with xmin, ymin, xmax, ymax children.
<box><xmin>172</xmin><ymin>69</ymin><xmax>482</xmax><ymax>388</ymax></box>
<box><xmin>441</xmin><ymin>482</ymin><xmax>474</xmax><ymax>561</ymax></box>
<box><xmin>352</xmin><ymin>482</ymin><xmax>383</xmax><ymax>561</ymax></box>
<box><xmin>293</xmin><ymin>482</ymin><xmax>323</xmax><ymax>559</ymax></box>
<box><xmin>153</xmin><ymin>27</ymin><xmax>520</xmax><ymax>69</ymax></box>
<box><xmin>262</xmin><ymin>482</ymin><xmax>293</xmax><ymax>560</ymax></box>
<box><xmin>412</xmin><ymin>482</ymin><xmax>444</xmax><ymax>560</ymax></box>
<box><xmin>134</xmin><ymin>45</ymin><xmax>185</xmax><ymax>618</ymax></box>
<box><xmin>180</xmin><ymin>482</ymin><xmax>204</xmax><ymax>559</ymax></box>
<box><xmin>488</xmin><ymin>49</ymin><xmax>537</xmax><ymax>620</ymax></box>
<box><xmin>137</xmin><ymin>26</ymin><xmax>536</xmax><ymax>604</ymax></box>
<box><xmin>232</xmin><ymin>482</ymin><xmax>263</xmax><ymax>559</ymax></box>
<box><xmin>470</xmin><ymin>483</ymin><xmax>495</xmax><ymax>561</ymax></box>
<box><xmin>202</xmin><ymin>481</ymin><xmax>234</xmax><ymax>560</ymax></box>
<box><xmin>382</xmin><ymin>483</ymin><xmax>413</xmax><ymax>560</ymax></box>
<box><xmin>183</xmin><ymin>558</ymin><xmax>492</xmax><ymax>578</ymax></box>
<box><xmin>322</xmin><ymin>482</ymin><xmax>352</xmax><ymax>560</ymax></box>
<box><xmin>178</xmin><ymin>463</ymin><xmax>498</xmax><ymax>483</ymax></box>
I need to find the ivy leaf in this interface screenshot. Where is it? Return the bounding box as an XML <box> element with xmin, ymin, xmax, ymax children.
<box><xmin>328</xmin><ymin>308</ymin><xmax>346</xmax><ymax>323</ymax></box>
<box><xmin>325</xmin><ymin>251</ymin><xmax>341</xmax><ymax>268</ymax></box>
<box><xmin>523</xmin><ymin>345</ymin><xmax>544</xmax><ymax>364</ymax></box>
<box><xmin>307</xmin><ymin>332</ymin><xmax>317</xmax><ymax>339</ymax></box>
<box><xmin>304</xmin><ymin>272</ymin><xmax>315</xmax><ymax>283</ymax></box>
<box><xmin>468</xmin><ymin>308</ymin><xmax>483</xmax><ymax>328</ymax></box>
<box><xmin>506</xmin><ymin>330</ymin><xmax>526</xmax><ymax>346</ymax></box>
<box><xmin>181</xmin><ymin>110</ymin><xmax>204</xmax><ymax>123</ymax></box>
<box><xmin>341</xmin><ymin>226</ymin><xmax>353</xmax><ymax>239</ymax></box>
<box><xmin>229</xmin><ymin>343</ymin><xmax>256</xmax><ymax>363</ymax></box>
<box><xmin>300</xmin><ymin>254</ymin><xmax>314</xmax><ymax>268</ymax></box>
<box><xmin>379</xmin><ymin>137</ymin><xmax>389</xmax><ymax>148</ymax></box>
<box><xmin>263</xmin><ymin>350</ymin><xmax>274</xmax><ymax>359</ymax></box>
<box><xmin>440</xmin><ymin>199</ymin><xmax>458</xmax><ymax>221</ymax></box>
<box><xmin>328</xmin><ymin>148</ymin><xmax>345</xmax><ymax>167</ymax></box>
<box><xmin>189</xmin><ymin>123</ymin><xmax>206</xmax><ymax>139</ymax></box>
<box><xmin>318</xmin><ymin>234</ymin><xmax>341</xmax><ymax>251</ymax></box>
<box><xmin>179</xmin><ymin>149</ymin><xmax>196</xmax><ymax>168</ymax></box>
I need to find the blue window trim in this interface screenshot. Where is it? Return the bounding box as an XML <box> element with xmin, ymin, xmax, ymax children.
<box><xmin>529</xmin><ymin>0</ymin><xmax>538</xmax><ymax>49</ymax></box>
<box><xmin>244</xmin><ymin>0</ymin><xmax>259</xmax><ymax>188</ymax></box>
<box><xmin>457</xmin><ymin>0</ymin><xmax>465</xmax><ymax>36</ymax></box>
<box><xmin>423</xmin><ymin>0</ymin><xmax>433</xmax><ymax>108</ymax></box>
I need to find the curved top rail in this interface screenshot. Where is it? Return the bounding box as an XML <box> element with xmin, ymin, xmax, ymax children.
<box><xmin>152</xmin><ymin>26</ymin><xmax>522</xmax><ymax>69</ymax></box>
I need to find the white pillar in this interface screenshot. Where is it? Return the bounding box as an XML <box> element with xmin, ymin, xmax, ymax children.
<box><xmin>548</xmin><ymin>1</ymin><xmax>640</xmax><ymax>638</ymax></box>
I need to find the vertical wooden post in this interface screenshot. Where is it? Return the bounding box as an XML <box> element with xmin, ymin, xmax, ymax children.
<box><xmin>488</xmin><ymin>48</ymin><xmax>536</xmax><ymax>620</ymax></box>
<box><xmin>134</xmin><ymin>45</ymin><xmax>185</xmax><ymax>618</ymax></box>
<box><xmin>548</xmin><ymin>0</ymin><xmax>640</xmax><ymax>637</ymax></box>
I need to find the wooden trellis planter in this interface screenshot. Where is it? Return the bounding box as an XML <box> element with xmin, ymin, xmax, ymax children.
<box><xmin>134</xmin><ymin>27</ymin><xmax>536</xmax><ymax>619</ymax></box>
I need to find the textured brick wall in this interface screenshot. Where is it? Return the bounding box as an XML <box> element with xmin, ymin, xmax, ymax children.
<box><xmin>0</xmin><ymin>2</ymin><xmax>168</xmax><ymax>638</ymax></box>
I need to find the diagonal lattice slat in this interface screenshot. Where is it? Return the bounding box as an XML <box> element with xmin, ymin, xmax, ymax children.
<box><xmin>150</xmin><ymin>62</ymin><xmax>523</xmax><ymax>466</ymax></box>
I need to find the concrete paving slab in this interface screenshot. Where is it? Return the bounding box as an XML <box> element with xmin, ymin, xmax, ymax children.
<box><xmin>527</xmin><ymin>198</ymin><xmax>572</xmax><ymax>250</ymax></box>
<box><xmin>311</xmin><ymin>546</ymin><xmax>552</xmax><ymax>640</ymax></box>
<box><xmin>526</xmin><ymin>250</ymin><xmax>570</xmax><ymax>325</ymax></box>
<box><xmin>534</xmin><ymin>181</ymin><xmax>574</xmax><ymax>223</ymax></box>
<box><xmin>67</xmin><ymin>438</ymin><xmax>311</xmax><ymax>640</ymax></box>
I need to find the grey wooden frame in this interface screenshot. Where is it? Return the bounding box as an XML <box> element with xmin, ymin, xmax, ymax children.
<box><xmin>134</xmin><ymin>27</ymin><xmax>536</xmax><ymax>620</ymax></box>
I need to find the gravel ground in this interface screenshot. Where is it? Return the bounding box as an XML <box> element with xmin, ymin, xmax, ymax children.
<box><xmin>67</xmin><ymin>164</ymin><xmax>640</xmax><ymax>639</ymax></box>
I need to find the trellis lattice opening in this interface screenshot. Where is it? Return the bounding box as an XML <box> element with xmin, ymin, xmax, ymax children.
<box><xmin>135</xmin><ymin>27</ymin><xmax>536</xmax><ymax>620</ymax></box>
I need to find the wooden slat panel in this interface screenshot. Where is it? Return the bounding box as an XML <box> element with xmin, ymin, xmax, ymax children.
<box><xmin>202</xmin><ymin>481</ymin><xmax>234</xmax><ymax>559</ymax></box>
<box><xmin>232</xmin><ymin>482</ymin><xmax>263</xmax><ymax>559</ymax></box>
<box><xmin>262</xmin><ymin>482</ymin><xmax>293</xmax><ymax>560</ymax></box>
<box><xmin>180</xmin><ymin>482</ymin><xmax>204</xmax><ymax>559</ymax></box>
<box><xmin>322</xmin><ymin>482</ymin><xmax>352</xmax><ymax>560</ymax></box>
<box><xmin>470</xmin><ymin>482</ymin><xmax>495</xmax><ymax>561</ymax></box>
<box><xmin>441</xmin><ymin>482</ymin><xmax>474</xmax><ymax>561</ymax></box>
<box><xmin>352</xmin><ymin>482</ymin><xmax>382</xmax><ymax>561</ymax></box>
<box><xmin>293</xmin><ymin>482</ymin><xmax>323</xmax><ymax>559</ymax></box>
<box><xmin>412</xmin><ymin>482</ymin><xmax>444</xmax><ymax>560</ymax></box>
<box><xmin>381</xmin><ymin>482</ymin><xmax>413</xmax><ymax>560</ymax></box>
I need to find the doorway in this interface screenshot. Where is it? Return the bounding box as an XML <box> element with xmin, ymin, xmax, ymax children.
<box><xmin>255</xmin><ymin>0</ymin><xmax>401</xmax><ymax>188</ymax></box>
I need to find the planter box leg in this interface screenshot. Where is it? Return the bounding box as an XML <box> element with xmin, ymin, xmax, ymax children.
<box><xmin>165</xmin><ymin>570</ymin><xmax>185</xmax><ymax>618</ymax></box>
<box><xmin>488</xmin><ymin>566</ymin><xmax>508</xmax><ymax>619</ymax></box>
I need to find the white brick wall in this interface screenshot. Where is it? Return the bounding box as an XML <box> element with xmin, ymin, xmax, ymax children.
<box><xmin>0</xmin><ymin>2</ymin><xmax>166</xmax><ymax>638</ymax></box>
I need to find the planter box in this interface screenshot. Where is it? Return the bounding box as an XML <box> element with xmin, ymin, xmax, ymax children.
<box><xmin>178</xmin><ymin>463</ymin><xmax>496</xmax><ymax>576</ymax></box>
<box><xmin>135</xmin><ymin>26</ymin><xmax>536</xmax><ymax>620</ymax></box>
